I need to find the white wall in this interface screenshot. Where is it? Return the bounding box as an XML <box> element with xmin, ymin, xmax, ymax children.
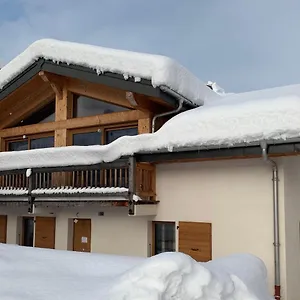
<box><xmin>3</xmin><ymin>156</ymin><xmax>297</xmax><ymax>298</ymax></box>
<box><xmin>53</xmin><ymin>206</ymin><xmax>150</xmax><ymax>257</ymax></box>
<box><xmin>283</xmin><ymin>157</ymin><xmax>300</xmax><ymax>300</ymax></box>
<box><xmin>155</xmin><ymin>158</ymin><xmax>287</xmax><ymax>298</ymax></box>
<box><xmin>3</xmin><ymin>206</ymin><xmax>151</xmax><ymax>257</ymax></box>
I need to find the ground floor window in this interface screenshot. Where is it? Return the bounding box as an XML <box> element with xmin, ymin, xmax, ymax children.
<box><xmin>153</xmin><ymin>221</ymin><xmax>176</xmax><ymax>255</ymax></box>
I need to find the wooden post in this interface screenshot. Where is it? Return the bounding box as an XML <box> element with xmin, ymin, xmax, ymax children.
<box><xmin>54</xmin><ymin>86</ymin><xmax>73</xmax><ymax>187</ymax></box>
<box><xmin>138</xmin><ymin>118</ymin><xmax>152</xmax><ymax>134</ymax></box>
<box><xmin>128</xmin><ymin>156</ymin><xmax>136</xmax><ymax>215</ymax></box>
<box><xmin>27</xmin><ymin>170</ymin><xmax>35</xmax><ymax>213</ymax></box>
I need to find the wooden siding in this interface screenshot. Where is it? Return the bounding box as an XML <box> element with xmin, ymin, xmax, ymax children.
<box><xmin>178</xmin><ymin>221</ymin><xmax>212</xmax><ymax>262</ymax></box>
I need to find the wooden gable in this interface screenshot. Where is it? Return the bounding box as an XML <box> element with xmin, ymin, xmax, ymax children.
<box><xmin>0</xmin><ymin>61</ymin><xmax>185</xmax><ymax>152</ymax></box>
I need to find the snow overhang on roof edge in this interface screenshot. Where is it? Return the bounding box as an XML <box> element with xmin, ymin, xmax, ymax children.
<box><xmin>0</xmin><ymin>39</ymin><xmax>221</xmax><ymax>107</ymax></box>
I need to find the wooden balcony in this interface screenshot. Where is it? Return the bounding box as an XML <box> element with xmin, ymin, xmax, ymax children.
<box><xmin>0</xmin><ymin>157</ymin><xmax>156</xmax><ymax>215</ymax></box>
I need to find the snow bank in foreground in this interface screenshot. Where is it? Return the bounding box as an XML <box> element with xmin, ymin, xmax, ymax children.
<box><xmin>0</xmin><ymin>244</ymin><xmax>272</xmax><ymax>300</ymax></box>
<box><xmin>0</xmin><ymin>39</ymin><xmax>219</xmax><ymax>106</ymax></box>
<box><xmin>1</xmin><ymin>83</ymin><xmax>300</xmax><ymax>171</ymax></box>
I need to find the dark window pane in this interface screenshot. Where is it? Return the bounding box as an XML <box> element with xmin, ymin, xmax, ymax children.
<box><xmin>15</xmin><ymin>100</ymin><xmax>55</xmax><ymax>127</ymax></box>
<box><xmin>8</xmin><ymin>140</ymin><xmax>28</xmax><ymax>151</ymax></box>
<box><xmin>154</xmin><ymin>223</ymin><xmax>175</xmax><ymax>255</ymax></box>
<box><xmin>73</xmin><ymin>131</ymin><xmax>102</xmax><ymax>146</ymax></box>
<box><xmin>106</xmin><ymin>127</ymin><xmax>138</xmax><ymax>144</ymax></box>
<box><xmin>74</xmin><ymin>95</ymin><xmax>129</xmax><ymax>118</ymax></box>
<box><xmin>31</xmin><ymin>136</ymin><xmax>54</xmax><ymax>149</ymax></box>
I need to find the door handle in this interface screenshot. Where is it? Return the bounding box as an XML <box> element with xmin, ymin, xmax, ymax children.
<box><xmin>191</xmin><ymin>248</ymin><xmax>200</xmax><ymax>252</ymax></box>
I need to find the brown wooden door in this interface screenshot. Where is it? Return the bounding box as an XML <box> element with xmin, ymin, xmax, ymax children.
<box><xmin>0</xmin><ymin>215</ymin><xmax>7</xmax><ymax>243</ymax></box>
<box><xmin>73</xmin><ymin>219</ymin><xmax>91</xmax><ymax>252</ymax></box>
<box><xmin>34</xmin><ymin>217</ymin><xmax>56</xmax><ymax>249</ymax></box>
<box><xmin>179</xmin><ymin>221</ymin><xmax>212</xmax><ymax>262</ymax></box>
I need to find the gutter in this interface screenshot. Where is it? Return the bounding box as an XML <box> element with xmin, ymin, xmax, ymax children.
<box><xmin>260</xmin><ymin>141</ymin><xmax>281</xmax><ymax>300</ymax></box>
<box><xmin>152</xmin><ymin>97</ymin><xmax>183</xmax><ymax>133</ymax></box>
<box><xmin>152</xmin><ymin>85</ymin><xmax>200</xmax><ymax>133</ymax></box>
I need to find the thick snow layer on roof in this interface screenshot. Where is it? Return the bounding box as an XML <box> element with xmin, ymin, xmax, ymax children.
<box><xmin>1</xmin><ymin>83</ymin><xmax>300</xmax><ymax>171</ymax></box>
<box><xmin>0</xmin><ymin>39</ymin><xmax>219</xmax><ymax>106</ymax></box>
<box><xmin>0</xmin><ymin>244</ymin><xmax>272</xmax><ymax>300</ymax></box>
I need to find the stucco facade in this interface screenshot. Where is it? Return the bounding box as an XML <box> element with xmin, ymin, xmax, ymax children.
<box><xmin>3</xmin><ymin>156</ymin><xmax>300</xmax><ymax>299</ymax></box>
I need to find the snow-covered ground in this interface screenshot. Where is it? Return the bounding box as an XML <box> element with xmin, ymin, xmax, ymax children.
<box><xmin>0</xmin><ymin>243</ymin><xmax>272</xmax><ymax>300</ymax></box>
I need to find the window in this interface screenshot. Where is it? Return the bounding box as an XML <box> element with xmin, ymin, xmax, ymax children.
<box><xmin>30</xmin><ymin>136</ymin><xmax>55</xmax><ymax>149</ymax></box>
<box><xmin>7</xmin><ymin>135</ymin><xmax>54</xmax><ymax>151</ymax></box>
<box><xmin>73</xmin><ymin>131</ymin><xmax>102</xmax><ymax>146</ymax></box>
<box><xmin>105</xmin><ymin>127</ymin><xmax>138</xmax><ymax>144</ymax></box>
<box><xmin>14</xmin><ymin>100</ymin><xmax>55</xmax><ymax>127</ymax></box>
<box><xmin>71</xmin><ymin>126</ymin><xmax>138</xmax><ymax>146</ymax></box>
<box><xmin>153</xmin><ymin>222</ymin><xmax>176</xmax><ymax>255</ymax></box>
<box><xmin>8</xmin><ymin>140</ymin><xmax>28</xmax><ymax>151</ymax></box>
<box><xmin>73</xmin><ymin>95</ymin><xmax>129</xmax><ymax>118</ymax></box>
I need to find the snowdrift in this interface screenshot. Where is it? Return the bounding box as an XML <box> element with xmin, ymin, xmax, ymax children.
<box><xmin>0</xmin><ymin>244</ymin><xmax>272</xmax><ymax>300</ymax></box>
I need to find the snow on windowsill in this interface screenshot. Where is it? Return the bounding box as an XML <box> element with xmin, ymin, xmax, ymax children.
<box><xmin>0</xmin><ymin>39</ymin><xmax>220</xmax><ymax>106</ymax></box>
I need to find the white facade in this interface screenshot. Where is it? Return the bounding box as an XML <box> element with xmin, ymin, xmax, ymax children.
<box><xmin>3</xmin><ymin>156</ymin><xmax>300</xmax><ymax>299</ymax></box>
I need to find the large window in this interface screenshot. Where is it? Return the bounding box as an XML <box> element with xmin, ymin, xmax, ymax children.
<box><xmin>153</xmin><ymin>222</ymin><xmax>176</xmax><ymax>255</ymax></box>
<box><xmin>7</xmin><ymin>135</ymin><xmax>54</xmax><ymax>151</ymax></box>
<box><xmin>13</xmin><ymin>100</ymin><xmax>55</xmax><ymax>127</ymax></box>
<box><xmin>73</xmin><ymin>95</ymin><xmax>130</xmax><ymax>118</ymax></box>
<box><xmin>71</xmin><ymin>127</ymin><xmax>138</xmax><ymax>146</ymax></box>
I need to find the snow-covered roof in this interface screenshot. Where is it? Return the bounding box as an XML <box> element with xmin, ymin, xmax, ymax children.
<box><xmin>0</xmin><ymin>39</ymin><xmax>220</xmax><ymax>106</ymax></box>
<box><xmin>0</xmin><ymin>244</ymin><xmax>272</xmax><ymax>300</ymax></box>
<box><xmin>0</xmin><ymin>82</ymin><xmax>300</xmax><ymax>171</ymax></box>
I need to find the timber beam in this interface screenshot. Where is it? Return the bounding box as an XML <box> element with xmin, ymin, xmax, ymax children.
<box><xmin>39</xmin><ymin>71</ymin><xmax>63</xmax><ymax>100</ymax></box>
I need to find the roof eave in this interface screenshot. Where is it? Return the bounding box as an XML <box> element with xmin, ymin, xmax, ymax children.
<box><xmin>0</xmin><ymin>58</ymin><xmax>196</xmax><ymax>109</ymax></box>
<box><xmin>136</xmin><ymin>138</ymin><xmax>300</xmax><ymax>163</ymax></box>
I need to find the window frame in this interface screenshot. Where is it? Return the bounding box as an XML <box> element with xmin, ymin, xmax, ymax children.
<box><xmin>72</xmin><ymin>94</ymin><xmax>131</xmax><ymax>119</ymax></box>
<box><xmin>70</xmin><ymin>123</ymin><xmax>138</xmax><ymax>146</ymax></box>
<box><xmin>152</xmin><ymin>221</ymin><xmax>176</xmax><ymax>256</ymax></box>
<box><xmin>4</xmin><ymin>132</ymin><xmax>55</xmax><ymax>151</ymax></box>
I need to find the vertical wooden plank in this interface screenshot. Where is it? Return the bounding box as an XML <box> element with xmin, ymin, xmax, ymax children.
<box><xmin>128</xmin><ymin>156</ymin><xmax>136</xmax><ymax>215</ymax></box>
<box><xmin>54</xmin><ymin>87</ymin><xmax>72</xmax><ymax>186</ymax></box>
<box><xmin>179</xmin><ymin>222</ymin><xmax>212</xmax><ymax>262</ymax></box>
<box><xmin>55</xmin><ymin>87</ymin><xmax>73</xmax><ymax>122</ymax></box>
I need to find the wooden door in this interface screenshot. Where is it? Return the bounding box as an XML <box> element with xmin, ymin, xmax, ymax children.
<box><xmin>0</xmin><ymin>215</ymin><xmax>7</xmax><ymax>243</ymax></box>
<box><xmin>179</xmin><ymin>221</ymin><xmax>212</xmax><ymax>262</ymax></box>
<box><xmin>34</xmin><ymin>217</ymin><xmax>56</xmax><ymax>249</ymax></box>
<box><xmin>73</xmin><ymin>219</ymin><xmax>91</xmax><ymax>252</ymax></box>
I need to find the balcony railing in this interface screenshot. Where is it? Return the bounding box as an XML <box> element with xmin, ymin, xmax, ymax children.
<box><xmin>0</xmin><ymin>157</ymin><xmax>156</xmax><ymax>214</ymax></box>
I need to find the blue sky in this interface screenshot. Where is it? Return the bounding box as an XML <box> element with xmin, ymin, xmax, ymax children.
<box><xmin>1</xmin><ymin>0</ymin><xmax>300</xmax><ymax>93</ymax></box>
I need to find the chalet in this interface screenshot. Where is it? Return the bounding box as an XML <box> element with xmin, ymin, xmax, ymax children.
<box><xmin>0</xmin><ymin>39</ymin><xmax>300</xmax><ymax>300</ymax></box>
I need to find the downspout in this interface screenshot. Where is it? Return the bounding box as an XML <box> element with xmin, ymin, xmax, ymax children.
<box><xmin>152</xmin><ymin>98</ymin><xmax>183</xmax><ymax>133</ymax></box>
<box><xmin>152</xmin><ymin>86</ymin><xmax>192</xmax><ymax>133</ymax></box>
<box><xmin>260</xmin><ymin>142</ymin><xmax>281</xmax><ymax>300</ymax></box>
